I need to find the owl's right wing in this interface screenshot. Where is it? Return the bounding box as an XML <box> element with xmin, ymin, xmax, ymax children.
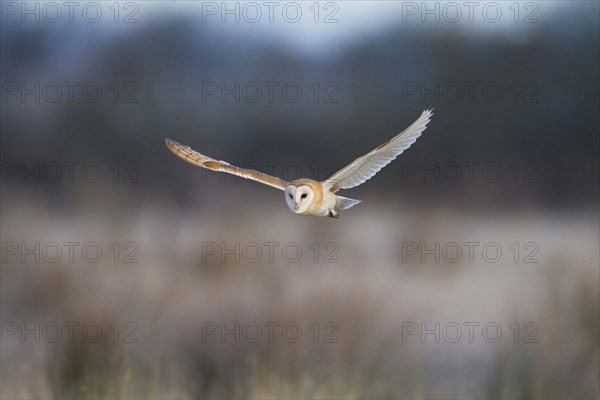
<box><xmin>165</xmin><ymin>139</ymin><xmax>288</xmax><ymax>191</ymax></box>
<box><xmin>324</xmin><ymin>109</ymin><xmax>433</xmax><ymax>193</ymax></box>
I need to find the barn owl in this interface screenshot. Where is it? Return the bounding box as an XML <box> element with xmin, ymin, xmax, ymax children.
<box><xmin>166</xmin><ymin>109</ymin><xmax>433</xmax><ymax>218</ymax></box>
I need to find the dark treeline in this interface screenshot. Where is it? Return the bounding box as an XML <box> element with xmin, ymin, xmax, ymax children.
<box><xmin>1</xmin><ymin>4</ymin><xmax>598</xmax><ymax>209</ymax></box>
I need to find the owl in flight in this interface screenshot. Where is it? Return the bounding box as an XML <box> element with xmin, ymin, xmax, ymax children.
<box><xmin>166</xmin><ymin>109</ymin><xmax>432</xmax><ymax>218</ymax></box>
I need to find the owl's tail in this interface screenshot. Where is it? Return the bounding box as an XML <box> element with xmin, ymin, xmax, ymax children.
<box><xmin>336</xmin><ymin>196</ymin><xmax>362</xmax><ymax>210</ymax></box>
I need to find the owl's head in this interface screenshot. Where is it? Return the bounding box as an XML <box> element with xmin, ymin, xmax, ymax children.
<box><xmin>285</xmin><ymin>184</ymin><xmax>314</xmax><ymax>214</ymax></box>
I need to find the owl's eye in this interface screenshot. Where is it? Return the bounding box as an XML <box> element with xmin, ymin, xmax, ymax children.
<box><xmin>301</xmin><ymin>193</ymin><xmax>307</xmax><ymax>199</ymax></box>
<box><xmin>289</xmin><ymin>194</ymin><xmax>293</xmax><ymax>199</ymax></box>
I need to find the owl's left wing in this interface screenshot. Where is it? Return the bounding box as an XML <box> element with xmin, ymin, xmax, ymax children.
<box><xmin>324</xmin><ymin>109</ymin><xmax>433</xmax><ymax>193</ymax></box>
<box><xmin>165</xmin><ymin>139</ymin><xmax>288</xmax><ymax>191</ymax></box>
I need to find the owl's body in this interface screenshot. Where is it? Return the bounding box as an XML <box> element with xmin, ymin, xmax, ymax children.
<box><xmin>285</xmin><ymin>179</ymin><xmax>349</xmax><ymax>218</ymax></box>
<box><xmin>166</xmin><ymin>109</ymin><xmax>433</xmax><ymax>218</ymax></box>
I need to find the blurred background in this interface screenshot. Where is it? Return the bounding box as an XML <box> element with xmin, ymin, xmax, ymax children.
<box><xmin>1</xmin><ymin>1</ymin><xmax>598</xmax><ymax>398</ymax></box>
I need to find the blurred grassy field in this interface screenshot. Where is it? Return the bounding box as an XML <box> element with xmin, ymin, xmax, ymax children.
<box><xmin>1</xmin><ymin>187</ymin><xmax>598</xmax><ymax>399</ymax></box>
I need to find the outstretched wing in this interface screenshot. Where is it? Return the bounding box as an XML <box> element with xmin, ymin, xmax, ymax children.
<box><xmin>324</xmin><ymin>109</ymin><xmax>433</xmax><ymax>193</ymax></box>
<box><xmin>165</xmin><ymin>139</ymin><xmax>288</xmax><ymax>191</ymax></box>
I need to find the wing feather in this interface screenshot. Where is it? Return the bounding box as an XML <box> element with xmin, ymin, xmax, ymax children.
<box><xmin>165</xmin><ymin>139</ymin><xmax>288</xmax><ymax>191</ymax></box>
<box><xmin>324</xmin><ymin>109</ymin><xmax>433</xmax><ymax>192</ymax></box>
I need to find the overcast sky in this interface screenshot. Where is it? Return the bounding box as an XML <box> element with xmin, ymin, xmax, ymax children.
<box><xmin>159</xmin><ymin>1</ymin><xmax>569</xmax><ymax>56</ymax></box>
<box><xmin>0</xmin><ymin>1</ymin><xmax>576</xmax><ymax>58</ymax></box>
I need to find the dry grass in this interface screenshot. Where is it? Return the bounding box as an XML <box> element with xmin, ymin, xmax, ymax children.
<box><xmin>1</xmin><ymin>189</ymin><xmax>598</xmax><ymax>399</ymax></box>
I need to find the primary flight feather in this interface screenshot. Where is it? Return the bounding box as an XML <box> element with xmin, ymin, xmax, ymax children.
<box><xmin>166</xmin><ymin>109</ymin><xmax>433</xmax><ymax>218</ymax></box>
